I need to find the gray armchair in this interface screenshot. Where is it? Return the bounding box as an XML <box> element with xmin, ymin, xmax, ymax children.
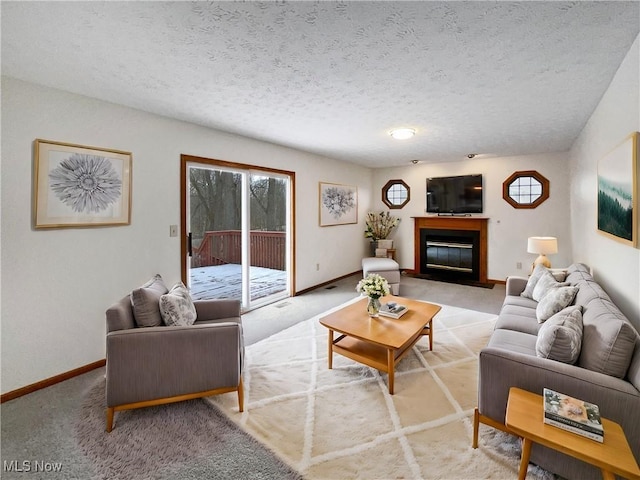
<box><xmin>105</xmin><ymin>294</ymin><xmax>244</xmax><ymax>432</ymax></box>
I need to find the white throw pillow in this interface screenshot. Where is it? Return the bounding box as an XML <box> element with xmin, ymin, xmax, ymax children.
<box><xmin>521</xmin><ymin>264</ymin><xmax>548</xmax><ymax>299</ymax></box>
<box><xmin>536</xmin><ymin>306</ymin><xmax>583</xmax><ymax>364</ymax></box>
<box><xmin>159</xmin><ymin>282</ymin><xmax>197</xmax><ymax>327</ymax></box>
<box><xmin>536</xmin><ymin>286</ymin><xmax>579</xmax><ymax>323</ymax></box>
<box><xmin>532</xmin><ymin>269</ymin><xmax>569</xmax><ymax>302</ymax></box>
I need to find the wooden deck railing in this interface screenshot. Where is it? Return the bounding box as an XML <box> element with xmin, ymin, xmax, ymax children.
<box><xmin>192</xmin><ymin>230</ymin><xmax>286</xmax><ymax>270</ymax></box>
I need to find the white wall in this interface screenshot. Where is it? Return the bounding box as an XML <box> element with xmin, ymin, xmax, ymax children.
<box><xmin>3</xmin><ymin>32</ymin><xmax>638</xmax><ymax>393</ymax></box>
<box><xmin>371</xmin><ymin>152</ymin><xmax>572</xmax><ymax>281</ymax></box>
<box><xmin>0</xmin><ymin>77</ymin><xmax>372</xmax><ymax>394</ymax></box>
<box><xmin>569</xmin><ymin>34</ymin><xmax>640</xmax><ymax>330</ymax></box>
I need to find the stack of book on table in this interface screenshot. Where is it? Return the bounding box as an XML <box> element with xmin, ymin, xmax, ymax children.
<box><xmin>543</xmin><ymin>388</ymin><xmax>604</xmax><ymax>442</ymax></box>
<box><xmin>379</xmin><ymin>302</ymin><xmax>408</xmax><ymax>319</ymax></box>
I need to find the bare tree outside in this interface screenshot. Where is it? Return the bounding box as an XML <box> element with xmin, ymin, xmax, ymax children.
<box><xmin>190</xmin><ymin>170</ymin><xmax>286</xmax><ymax>241</ymax></box>
<box><xmin>189</xmin><ymin>169</ymin><xmax>242</xmax><ymax>246</ymax></box>
<box><xmin>250</xmin><ymin>175</ymin><xmax>287</xmax><ymax>231</ymax></box>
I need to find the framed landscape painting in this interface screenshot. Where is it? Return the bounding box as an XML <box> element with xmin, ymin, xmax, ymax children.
<box><xmin>597</xmin><ymin>132</ymin><xmax>638</xmax><ymax>247</ymax></box>
<box><xmin>34</xmin><ymin>139</ymin><xmax>132</xmax><ymax>228</ymax></box>
<box><xmin>319</xmin><ymin>182</ymin><xmax>357</xmax><ymax>226</ymax></box>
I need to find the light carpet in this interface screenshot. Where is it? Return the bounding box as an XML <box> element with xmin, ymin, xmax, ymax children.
<box><xmin>210</xmin><ymin>298</ymin><xmax>556</xmax><ymax>480</ymax></box>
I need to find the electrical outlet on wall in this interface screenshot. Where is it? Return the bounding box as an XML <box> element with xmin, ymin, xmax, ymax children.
<box><xmin>516</xmin><ymin>262</ymin><xmax>522</xmax><ymax>270</ymax></box>
<box><xmin>316</xmin><ymin>263</ymin><xmax>320</xmax><ymax>271</ymax></box>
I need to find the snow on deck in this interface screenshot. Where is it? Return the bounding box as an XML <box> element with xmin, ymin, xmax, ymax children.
<box><xmin>189</xmin><ymin>263</ymin><xmax>287</xmax><ymax>301</ymax></box>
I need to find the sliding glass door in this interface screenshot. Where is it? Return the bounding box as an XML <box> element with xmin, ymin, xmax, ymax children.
<box><xmin>247</xmin><ymin>173</ymin><xmax>289</xmax><ymax>305</ymax></box>
<box><xmin>181</xmin><ymin>155</ymin><xmax>293</xmax><ymax>310</ymax></box>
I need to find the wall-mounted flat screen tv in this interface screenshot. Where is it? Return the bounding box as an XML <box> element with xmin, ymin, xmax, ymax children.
<box><xmin>426</xmin><ymin>174</ymin><xmax>483</xmax><ymax>214</ymax></box>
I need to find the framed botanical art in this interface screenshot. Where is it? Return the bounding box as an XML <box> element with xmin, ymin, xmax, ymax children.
<box><xmin>597</xmin><ymin>132</ymin><xmax>638</xmax><ymax>247</ymax></box>
<box><xmin>319</xmin><ymin>182</ymin><xmax>357</xmax><ymax>226</ymax></box>
<box><xmin>34</xmin><ymin>139</ymin><xmax>132</xmax><ymax>228</ymax></box>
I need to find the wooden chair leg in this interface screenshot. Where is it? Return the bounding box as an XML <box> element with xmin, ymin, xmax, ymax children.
<box><xmin>237</xmin><ymin>378</ymin><xmax>244</xmax><ymax>412</ymax></box>
<box><xmin>472</xmin><ymin>408</ymin><xmax>480</xmax><ymax>448</ymax></box>
<box><xmin>106</xmin><ymin>407</ymin><xmax>115</xmax><ymax>432</ymax></box>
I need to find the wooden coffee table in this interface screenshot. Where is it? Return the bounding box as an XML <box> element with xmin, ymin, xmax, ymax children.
<box><xmin>505</xmin><ymin>387</ymin><xmax>640</xmax><ymax>480</ymax></box>
<box><xmin>319</xmin><ymin>296</ymin><xmax>441</xmax><ymax>394</ymax></box>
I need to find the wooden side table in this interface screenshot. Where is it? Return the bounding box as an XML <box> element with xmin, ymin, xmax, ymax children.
<box><xmin>505</xmin><ymin>387</ymin><xmax>640</xmax><ymax>480</ymax></box>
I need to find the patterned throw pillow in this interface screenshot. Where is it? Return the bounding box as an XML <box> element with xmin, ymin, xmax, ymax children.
<box><xmin>536</xmin><ymin>306</ymin><xmax>583</xmax><ymax>364</ymax></box>
<box><xmin>536</xmin><ymin>286</ymin><xmax>579</xmax><ymax>323</ymax></box>
<box><xmin>130</xmin><ymin>274</ymin><xmax>169</xmax><ymax>327</ymax></box>
<box><xmin>550</xmin><ymin>269</ymin><xmax>568</xmax><ymax>282</ymax></box>
<box><xmin>532</xmin><ymin>269</ymin><xmax>570</xmax><ymax>302</ymax></box>
<box><xmin>159</xmin><ymin>282</ymin><xmax>197</xmax><ymax>326</ymax></box>
<box><xmin>521</xmin><ymin>264</ymin><xmax>548</xmax><ymax>299</ymax></box>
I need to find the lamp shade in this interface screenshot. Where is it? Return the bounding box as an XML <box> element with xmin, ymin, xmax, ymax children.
<box><xmin>527</xmin><ymin>236</ymin><xmax>558</xmax><ymax>255</ymax></box>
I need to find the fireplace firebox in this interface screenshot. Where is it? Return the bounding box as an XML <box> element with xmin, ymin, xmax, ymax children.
<box><xmin>412</xmin><ymin>217</ymin><xmax>488</xmax><ymax>283</ymax></box>
<box><xmin>420</xmin><ymin>229</ymin><xmax>480</xmax><ymax>280</ymax></box>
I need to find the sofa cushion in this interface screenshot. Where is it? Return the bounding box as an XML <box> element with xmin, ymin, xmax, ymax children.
<box><xmin>521</xmin><ymin>264</ymin><xmax>547</xmax><ymax>299</ymax></box>
<box><xmin>130</xmin><ymin>274</ymin><xmax>169</xmax><ymax>327</ymax></box>
<box><xmin>536</xmin><ymin>306</ymin><xmax>583</xmax><ymax>364</ymax></box>
<box><xmin>536</xmin><ymin>286</ymin><xmax>579</xmax><ymax>323</ymax></box>
<box><xmin>487</xmin><ymin>328</ymin><xmax>538</xmax><ymax>356</ymax></box>
<box><xmin>573</xmin><ymin>280</ymin><xmax>610</xmax><ymax>308</ymax></box>
<box><xmin>502</xmin><ymin>294</ymin><xmax>539</xmax><ymax>310</ymax></box>
<box><xmin>496</xmin><ymin>301</ymin><xmax>539</xmax><ymax>336</ymax></box>
<box><xmin>566</xmin><ymin>263</ymin><xmax>592</xmax><ymax>284</ymax></box>
<box><xmin>549</xmin><ymin>268</ymin><xmax>568</xmax><ymax>282</ymax></box>
<box><xmin>532</xmin><ymin>269</ymin><xmax>569</xmax><ymax>302</ymax></box>
<box><xmin>578</xmin><ymin>298</ymin><xmax>639</xmax><ymax>378</ymax></box>
<box><xmin>159</xmin><ymin>282</ymin><xmax>197</xmax><ymax>327</ymax></box>
<box><xmin>627</xmin><ymin>342</ymin><xmax>640</xmax><ymax>392</ymax></box>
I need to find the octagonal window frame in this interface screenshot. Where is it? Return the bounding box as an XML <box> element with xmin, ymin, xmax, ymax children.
<box><xmin>502</xmin><ymin>170</ymin><xmax>550</xmax><ymax>209</ymax></box>
<box><xmin>382</xmin><ymin>179</ymin><xmax>410</xmax><ymax>209</ymax></box>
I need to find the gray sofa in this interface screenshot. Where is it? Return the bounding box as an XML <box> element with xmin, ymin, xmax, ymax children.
<box><xmin>473</xmin><ymin>263</ymin><xmax>640</xmax><ymax>479</ymax></box>
<box><xmin>105</xmin><ymin>282</ymin><xmax>244</xmax><ymax>432</ymax></box>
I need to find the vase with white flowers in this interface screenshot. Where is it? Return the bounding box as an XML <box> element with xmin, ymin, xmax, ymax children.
<box><xmin>356</xmin><ymin>273</ymin><xmax>390</xmax><ymax>317</ymax></box>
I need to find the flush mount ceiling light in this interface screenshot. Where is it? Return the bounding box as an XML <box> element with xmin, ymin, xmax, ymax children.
<box><xmin>389</xmin><ymin>128</ymin><xmax>415</xmax><ymax>140</ymax></box>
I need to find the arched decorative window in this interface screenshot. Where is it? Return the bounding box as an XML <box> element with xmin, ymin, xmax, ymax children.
<box><xmin>502</xmin><ymin>171</ymin><xmax>549</xmax><ymax>209</ymax></box>
<box><xmin>382</xmin><ymin>180</ymin><xmax>410</xmax><ymax>209</ymax></box>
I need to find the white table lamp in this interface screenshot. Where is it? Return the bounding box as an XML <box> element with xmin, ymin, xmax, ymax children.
<box><xmin>527</xmin><ymin>236</ymin><xmax>558</xmax><ymax>269</ymax></box>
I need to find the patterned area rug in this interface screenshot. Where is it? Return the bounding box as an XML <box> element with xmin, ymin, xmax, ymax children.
<box><xmin>210</xmin><ymin>298</ymin><xmax>555</xmax><ymax>479</ymax></box>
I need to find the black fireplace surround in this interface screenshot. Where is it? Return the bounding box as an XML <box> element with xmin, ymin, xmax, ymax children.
<box><xmin>420</xmin><ymin>228</ymin><xmax>481</xmax><ymax>281</ymax></box>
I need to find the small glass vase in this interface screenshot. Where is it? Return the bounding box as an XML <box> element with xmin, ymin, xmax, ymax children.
<box><xmin>367</xmin><ymin>296</ymin><xmax>381</xmax><ymax>317</ymax></box>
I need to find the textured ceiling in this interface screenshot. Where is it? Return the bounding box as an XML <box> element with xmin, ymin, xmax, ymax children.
<box><xmin>2</xmin><ymin>1</ymin><xmax>639</xmax><ymax>167</ymax></box>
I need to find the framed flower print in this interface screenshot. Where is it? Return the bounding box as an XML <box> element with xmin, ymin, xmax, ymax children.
<box><xmin>34</xmin><ymin>139</ymin><xmax>132</xmax><ymax>228</ymax></box>
<box><xmin>319</xmin><ymin>182</ymin><xmax>357</xmax><ymax>226</ymax></box>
